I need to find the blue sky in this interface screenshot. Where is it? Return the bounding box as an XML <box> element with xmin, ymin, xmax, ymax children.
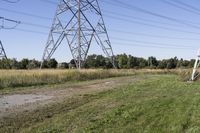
<box><xmin>1</xmin><ymin>0</ymin><xmax>200</xmax><ymax>62</ymax></box>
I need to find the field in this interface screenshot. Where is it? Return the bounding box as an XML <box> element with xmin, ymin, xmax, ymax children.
<box><xmin>1</xmin><ymin>69</ymin><xmax>200</xmax><ymax>133</ymax></box>
<box><xmin>0</xmin><ymin>69</ymin><xmax>175</xmax><ymax>90</ymax></box>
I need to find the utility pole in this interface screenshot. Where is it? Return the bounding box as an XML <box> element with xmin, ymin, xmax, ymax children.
<box><xmin>41</xmin><ymin>0</ymin><xmax>115</xmax><ymax>69</ymax></box>
<box><xmin>191</xmin><ymin>49</ymin><xmax>200</xmax><ymax>81</ymax></box>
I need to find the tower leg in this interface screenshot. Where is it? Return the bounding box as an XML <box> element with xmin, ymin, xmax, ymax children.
<box><xmin>0</xmin><ymin>40</ymin><xmax>8</xmax><ymax>59</ymax></box>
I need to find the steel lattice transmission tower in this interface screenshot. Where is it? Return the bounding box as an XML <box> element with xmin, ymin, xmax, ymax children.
<box><xmin>0</xmin><ymin>41</ymin><xmax>7</xmax><ymax>59</ymax></box>
<box><xmin>0</xmin><ymin>0</ymin><xmax>20</xmax><ymax>60</ymax></box>
<box><xmin>0</xmin><ymin>17</ymin><xmax>20</xmax><ymax>60</ymax></box>
<box><xmin>191</xmin><ymin>49</ymin><xmax>200</xmax><ymax>81</ymax></box>
<box><xmin>41</xmin><ymin>0</ymin><xmax>115</xmax><ymax>69</ymax></box>
<box><xmin>0</xmin><ymin>17</ymin><xmax>9</xmax><ymax>60</ymax></box>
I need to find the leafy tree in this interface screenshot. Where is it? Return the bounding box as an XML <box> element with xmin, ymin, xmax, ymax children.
<box><xmin>176</xmin><ymin>58</ymin><xmax>183</xmax><ymax>68</ymax></box>
<box><xmin>47</xmin><ymin>58</ymin><xmax>58</xmax><ymax>68</ymax></box>
<box><xmin>117</xmin><ymin>54</ymin><xmax>128</xmax><ymax>69</ymax></box>
<box><xmin>148</xmin><ymin>56</ymin><xmax>158</xmax><ymax>68</ymax></box>
<box><xmin>127</xmin><ymin>55</ymin><xmax>135</xmax><ymax>68</ymax></box>
<box><xmin>10</xmin><ymin>58</ymin><xmax>19</xmax><ymax>69</ymax></box>
<box><xmin>85</xmin><ymin>54</ymin><xmax>97</xmax><ymax>68</ymax></box>
<box><xmin>166</xmin><ymin>58</ymin><xmax>176</xmax><ymax>69</ymax></box>
<box><xmin>96</xmin><ymin>55</ymin><xmax>106</xmax><ymax>68</ymax></box>
<box><xmin>27</xmin><ymin>59</ymin><xmax>40</xmax><ymax>69</ymax></box>
<box><xmin>182</xmin><ymin>60</ymin><xmax>190</xmax><ymax>68</ymax></box>
<box><xmin>158</xmin><ymin>60</ymin><xmax>167</xmax><ymax>69</ymax></box>
<box><xmin>138</xmin><ymin>58</ymin><xmax>148</xmax><ymax>68</ymax></box>
<box><xmin>19</xmin><ymin>58</ymin><xmax>29</xmax><ymax>69</ymax></box>
<box><xmin>105</xmin><ymin>60</ymin><xmax>113</xmax><ymax>69</ymax></box>
<box><xmin>42</xmin><ymin>60</ymin><xmax>48</xmax><ymax>68</ymax></box>
<box><xmin>0</xmin><ymin>54</ymin><xmax>196</xmax><ymax>69</ymax></box>
<box><xmin>58</xmin><ymin>62</ymin><xmax>69</xmax><ymax>69</ymax></box>
<box><xmin>69</xmin><ymin>59</ymin><xmax>76</xmax><ymax>69</ymax></box>
<box><xmin>0</xmin><ymin>58</ymin><xmax>11</xmax><ymax>69</ymax></box>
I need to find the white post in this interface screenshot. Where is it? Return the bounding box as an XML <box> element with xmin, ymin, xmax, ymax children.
<box><xmin>191</xmin><ymin>49</ymin><xmax>200</xmax><ymax>81</ymax></box>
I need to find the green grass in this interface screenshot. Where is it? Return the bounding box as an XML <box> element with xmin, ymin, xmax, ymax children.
<box><xmin>2</xmin><ymin>74</ymin><xmax>200</xmax><ymax>133</ymax></box>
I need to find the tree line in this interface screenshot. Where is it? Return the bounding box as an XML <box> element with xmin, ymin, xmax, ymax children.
<box><xmin>0</xmin><ymin>54</ymin><xmax>195</xmax><ymax>69</ymax></box>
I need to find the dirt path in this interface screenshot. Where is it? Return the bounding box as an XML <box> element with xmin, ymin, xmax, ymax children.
<box><xmin>0</xmin><ymin>76</ymin><xmax>144</xmax><ymax>118</ymax></box>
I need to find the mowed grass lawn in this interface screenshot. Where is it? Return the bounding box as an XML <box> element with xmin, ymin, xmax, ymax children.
<box><xmin>2</xmin><ymin>74</ymin><xmax>200</xmax><ymax>133</ymax></box>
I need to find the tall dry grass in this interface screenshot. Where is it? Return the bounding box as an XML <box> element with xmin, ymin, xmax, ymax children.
<box><xmin>0</xmin><ymin>69</ymin><xmax>194</xmax><ymax>89</ymax></box>
<box><xmin>0</xmin><ymin>69</ymin><xmax>136</xmax><ymax>89</ymax></box>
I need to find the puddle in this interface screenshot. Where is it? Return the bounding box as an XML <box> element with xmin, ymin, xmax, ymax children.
<box><xmin>0</xmin><ymin>94</ymin><xmax>53</xmax><ymax>110</ymax></box>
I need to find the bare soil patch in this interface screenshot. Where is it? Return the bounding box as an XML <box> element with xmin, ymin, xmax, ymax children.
<box><xmin>0</xmin><ymin>94</ymin><xmax>53</xmax><ymax>110</ymax></box>
<box><xmin>0</xmin><ymin>76</ymin><xmax>142</xmax><ymax>118</ymax></box>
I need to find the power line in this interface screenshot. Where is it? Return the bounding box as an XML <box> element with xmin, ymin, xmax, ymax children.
<box><xmin>13</xmin><ymin>10</ymin><xmax>200</xmax><ymax>35</ymax></box>
<box><xmin>4</xmin><ymin>8</ymin><xmax>200</xmax><ymax>36</ymax></box>
<box><xmin>37</xmin><ymin>0</ymin><xmax>200</xmax><ymax>34</ymax></box>
<box><xmin>2</xmin><ymin>0</ymin><xmax>197</xmax><ymax>51</ymax></box>
<box><xmin>11</xmin><ymin>27</ymin><xmax>198</xmax><ymax>50</ymax></box>
<box><xmin>0</xmin><ymin>16</ymin><xmax>20</xmax><ymax>23</ymax></box>
<box><xmin>22</xmin><ymin>21</ymin><xmax>50</xmax><ymax>29</ymax></box>
<box><xmin>1</xmin><ymin>0</ymin><xmax>20</xmax><ymax>3</ymax></box>
<box><xmin>1</xmin><ymin>6</ymin><xmax>197</xmax><ymax>33</ymax></box>
<box><xmin>39</xmin><ymin>0</ymin><xmax>57</xmax><ymax>5</ymax></box>
<box><xmin>113</xmin><ymin>42</ymin><xmax>196</xmax><ymax>51</ymax></box>
<box><xmin>1</xmin><ymin>7</ymin><xmax>197</xmax><ymax>43</ymax></box>
<box><xmin>13</xmin><ymin>27</ymin><xmax>197</xmax><ymax>51</ymax></box>
<box><xmin>0</xmin><ymin>0</ymin><xmax>199</xmax><ymax>37</ymax></box>
<box><xmin>0</xmin><ymin>0</ymin><xmax>20</xmax><ymax>63</ymax></box>
<box><xmin>3</xmin><ymin>13</ymin><xmax>200</xmax><ymax>40</ymax></box>
<box><xmin>0</xmin><ymin>7</ymin><xmax>52</xmax><ymax>21</ymax></box>
<box><xmin>102</xmin><ymin>1</ymin><xmax>200</xmax><ymax>26</ymax></box>
<box><xmin>8</xmin><ymin>27</ymin><xmax>197</xmax><ymax>52</ymax></box>
<box><xmin>39</xmin><ymin>0</ymin><xmax>193</xmax><ymax>28</ymax></box>
<box><xmin>109</xmin><ymin>29</ymin><xmax>200</xmax><ymax>41</ymax></box>
<box><xmin>111</xmin><ymin>37</ymin><xmax>195</xmax><ymax>48</ymax></box>
<box><xmin>0</xmin><ymin>0</ymin><xmax>20</xmax><ymax>61</ymax></box>
<box><xmin>106</xmin><ymin>14</ymin><xmax>200</xmax><ymax>35</ymax></box>
<box><xmin>40</xmin><ymin>0</ymin><xmax>200</xmax><ymax>26</ymax></box>
<box><xmin>0</xmin><ymin>6</ymin><xmax>183</xmax><ymax>28</ymax></box>
<box><xmin>161</xmin><ymin>0</ymin><xmax>200</xmax><ymax>16</ymax></box>
<box><xmin>103</xmin><ymin>0</ymin><xmax>200</xmax><ymax>29</ymax></box>
<box><xmin>173</xmin><ymin>0</ymin><xmax>200</xmax><ymax>13</ymax></box>
<box><xmin>104</xmin><ymin>10</ymin><xmax>181</xmax><ymax>27</ymax></box>
<box><xmin>12</xmin><ymin>27</ymin><xmax>200</xmax><ymax>41</ymax></box>
<box><xmin>14</xmin><ymin>27</ymin><xmax>47</xmax><ymax>34</ymax></box>
<box><xmin>0</xmin><ymin>16</ymin><xmax>20</xmax><ymax>29</ymax></box>
<box><xmin>41</xmin><ymin>0</ymin><xmax>200</xmax><ymax>29</ymax></box>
